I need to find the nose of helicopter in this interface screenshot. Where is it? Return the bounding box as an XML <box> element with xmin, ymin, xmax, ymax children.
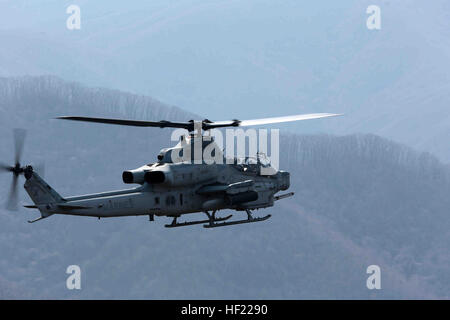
<box><xmin>279</xmin><ymin>171</ymin><xmax>290</xmax><ymax>191</ymax></box>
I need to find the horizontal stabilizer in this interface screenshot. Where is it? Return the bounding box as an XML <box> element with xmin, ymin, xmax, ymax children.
<box><xmin>28</xmin><ymin>214</ymin><xmax>53</xmax><ymax>223</ymax></box>
<box><xmin>24</xmin><ymin>204</ymin><xmax>92</xmax><ymax>210</ymax></box>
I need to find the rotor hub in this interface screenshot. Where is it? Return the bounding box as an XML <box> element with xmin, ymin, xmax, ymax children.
<box><xmin>11</xmin><ymin>163</ymin><xmax>24</xmax><ymax>176</ymax></box>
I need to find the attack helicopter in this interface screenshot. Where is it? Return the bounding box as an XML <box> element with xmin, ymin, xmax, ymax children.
<box><xmin>1</xmin><ymin>113</ymin><xmax>339</xmax><ymax>228</ymax></box>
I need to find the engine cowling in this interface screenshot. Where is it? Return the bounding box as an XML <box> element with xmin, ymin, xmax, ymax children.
<box><xmin>122</xmin><ymin>165</ymin><xmax>151</xmax><ymax>184</ymax></box>
<box><xmin>144</xmin><ymin>171</ymin><xmax>166</xmax><ymax>184</ymax></box>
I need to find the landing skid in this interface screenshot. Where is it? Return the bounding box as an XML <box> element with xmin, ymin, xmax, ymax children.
<box><xmin>165</xmin><ymin>214</ymin><xmax>232</xmax><ymax>228</ymax></box>
<box><xmin>203</xmin><ymin>210</ymin><xmax>271</xmax><ymax>228</ymax></box>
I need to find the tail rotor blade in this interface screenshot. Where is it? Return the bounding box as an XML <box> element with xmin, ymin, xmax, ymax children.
<box><xmin>0</xmin><ymin>162</ymin><xmax>12</xmax><ymax>172</ymax></box>
<box><xmin>13</xmin><ymin>128</ymin><xmax>26</xmax><ymax>165</ymax></box>
<box><xmin>6</xmin><ymin>175</ymin><xmax>19</xmax><ymax>211</ymax></box>
<box><xmin>2</xmin><ymin>128</ymin><xmax>29</xmax><ymax>211</ymax></box>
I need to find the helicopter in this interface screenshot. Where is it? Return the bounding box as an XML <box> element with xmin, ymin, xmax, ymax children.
<box><xmin>1</xmin><ymin>113</ymin><xmax>340</xmax><ymax>228</ymax></box>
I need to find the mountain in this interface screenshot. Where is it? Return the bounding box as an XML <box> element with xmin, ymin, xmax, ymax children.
<box><xmin>0</xmin><ymin>76</ymin><xmax>449</xmax><ymax>299</ymax></box>
<box><xmin>0</xmin><ymin>1</ymin><xmax>449</xmax><ymax>161</ymax></box>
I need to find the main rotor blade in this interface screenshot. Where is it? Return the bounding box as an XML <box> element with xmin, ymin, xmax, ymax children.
<box><xmin>57</xmin><ymin>116</ymin><xmax>193</xmax><ymax>130</ymax></box>
<box><xmin>207</xmin><ymin>113</ymin><xmax>342</xmax><ymax>129</ymax></box>
<box><xmin>57</xmin><ymin>113</ymin><xmax>342</xmax><ymax>131</ymax></box>
<box><xmin>13</xmin><ymin>128</ymin><xmax>26</xmax><ymax>165</ymax></box>
<box><xmin>238</xmin><ymin>113</ymin><xmax>342</xmax><ymax>127</ymax></box>
<box><xmin>6</xmin><ymin>175</ymin><xmax>19</xmax><ymax>211</ymax></box>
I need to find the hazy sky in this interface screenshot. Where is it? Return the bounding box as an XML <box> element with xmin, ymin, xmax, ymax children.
<box><xmin>0</xmin><ymin>0</ymin><xmax>391</xmax><ymax>118</ymax></box>
<box><xmin>1</xmin><ymin>0</ymin><xmax>449</xmax><ymax>160</ymax></box>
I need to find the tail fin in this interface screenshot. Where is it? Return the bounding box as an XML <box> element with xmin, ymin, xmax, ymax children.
<box><xmin>24</xmin><ymin>171</ymin><xmax>64</xmax><ymax>206</ymax></box>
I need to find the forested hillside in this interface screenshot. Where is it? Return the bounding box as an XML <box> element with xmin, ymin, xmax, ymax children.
<box><xmin>0</xmin><ymin>76</ymin><xmax>449</xmax><ymax>299</ymax></box>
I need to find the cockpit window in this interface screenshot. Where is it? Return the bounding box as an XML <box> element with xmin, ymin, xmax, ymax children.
<box><xmin>232</xmin><ymin>154</ymin><xmax>274</xmax><ymax>174</ymax></box>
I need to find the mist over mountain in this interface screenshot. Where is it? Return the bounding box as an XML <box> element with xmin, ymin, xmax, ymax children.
<box><xmin>0</xmin><ymin>1</ymin><xmax>449</xmax><ymax>161</ymax></box>
<box><xmin>0</xmin><ymin>76</ymin><xmax>449</xmax><ymax>299</ymax></box>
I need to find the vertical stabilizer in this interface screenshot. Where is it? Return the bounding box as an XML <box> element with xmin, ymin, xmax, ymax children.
<box><xmin>24</xmin><ymin>170</ymin><xmax>64</xmax><ymax>205</ymax></box>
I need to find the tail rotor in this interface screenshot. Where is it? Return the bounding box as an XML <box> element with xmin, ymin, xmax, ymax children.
<box><xmin>0</xmin><ymin>129</ymin><xmax>29</xmax><ymax>211</ymax></box>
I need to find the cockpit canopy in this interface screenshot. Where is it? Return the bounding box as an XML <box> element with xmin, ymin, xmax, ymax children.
<box><xmin>232</xmin><ymin>153</ymin><xmax>277</xmax><ymax>175</ymax></box>
<box><xmin>155</xmin><ymin>136</ymin><xmax>276</xmax><ymax>175</ymax></box>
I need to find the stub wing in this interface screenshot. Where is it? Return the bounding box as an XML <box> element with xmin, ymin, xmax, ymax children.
<box><xmin>196</xmin><ymin>180</ymin><xmax>254</xmax><ymax>195</ymax></box>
